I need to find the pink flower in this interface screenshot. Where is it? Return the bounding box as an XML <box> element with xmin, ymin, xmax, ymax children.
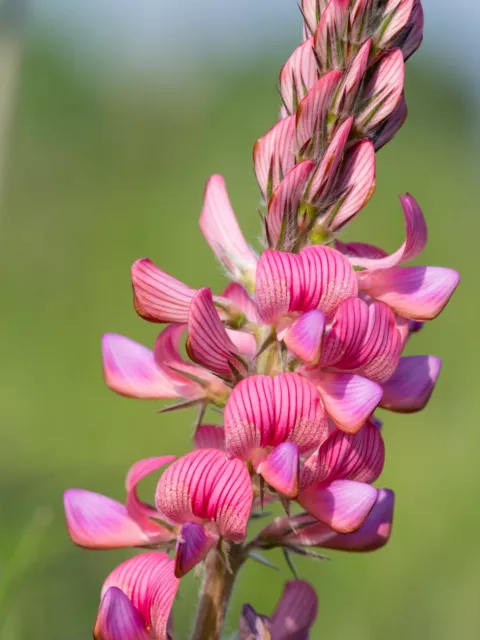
<box><xmin>240</xmin><ymin>580</ymin><xmax>318</xmax><ymax>640</ymax></box>
<box><xmin>93</xmin><ymin>552</ymin><xmax>179</xmax><ymax>640</ymax></box>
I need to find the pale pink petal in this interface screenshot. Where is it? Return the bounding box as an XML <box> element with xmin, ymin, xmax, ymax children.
<box><xmin>320</xmin><ymin>297</ymin><xmax>370</xmax><ymax>368</ymax></box>
<box><xmin>306</xmin><ymin>117</ymin><xmax>353</xmax><ymax>204</ymax></box>
<box><xmin>187</xmin><ymin>288</ymin><xmax>247</xmax><ymax>379</ymax></box>
<box><xmin>357</xmin><ymin>49</ymin><xmax>405</xmax><ymax>132</ymax></box>
<box><xmin>332</xmin><ymin>40</ymin><xmax>371</xmax><ymax>117</ymax></box>
<box><xmin>125</xmin><ymin>457</ymin><xmax>176</xmax><ymax>531</ymax></box>
<box><xmin>193</xmin><ymin>425</ymin><xmax>226</xmax><ymax>451</ymax></box>
<box><xmin>270</xmin><ymin>580</ymin><xmax>318</xmax><ymax>640</ymax></box>
<box><xmin>102</xmin><ymin>334</ymin><xmax>179</xmax><ymax>400</ymax></box>
<box><xmin>326</xmin><ymin>139</ymin><xmax>376</xmax><ymax>230</ymax></box>
<box><xmin>254</xmin><ymin>116</ymin><xmax>296</xmax><ymax>200</ymax></box>
<box><xmin>396</xmin><ymin>0</ymin><xmax>423</xmax><ymax>60</ymax></box>
<box><xmin>94</xmin><ymin>587</ymin><xmax>150</xmax><ymax>640</ymax></box>
<box><xmin>280</xmin><ymin>38</ymin><xmax>318</xmax><ymax>115</ymax></box>
<box><xmin>226</xmin><ymin>329</ymin><xmax>257</xmax><ymax>360</ymax></box>
<box><xmin>301</xmin><ymin>0</ymin><xmax>329</xmax><ymax>35</ymax></box>
<box><xmin>257</xmin><ymin>443</ymin><xmax>300</xmax><ymax>498</ymax></box>
<box><xmin>255</xmin><ymin>249</ymin><xmax>304</xmax><ymax>324</ymax></box>
<box><xmin>313</xmin><ymin>372</ymin><xmax>383</xmax><ymax>434</ymax></box>
<box><xmin>131</xmin><ymin>258</ymin><xmax>195</xmax><ymax>323</ymax></box>
<box><xmin>64</xmin><ymin>490</ymin><xmax>151</xmax><ymax>550</ymax></box>
<box><xmin>283</xmin><ymin>310</ymin><xmax>325</xmax><ymax>365</ymax></box>
<box><xmin>298</xmin><ymin>479</ymin><xmax>378</xmax><ymax>533</ymax></box>
<box><xmin>381</xmin><ymin>355</ymin><xmax>442</xmax><ymax>412</ymax></box>
<box><xmin>222</xmin><ymin>282</ymin><xmax>257</xmax><ymax>323</ymax></box>
<box><xmin>267</xmin><ymin>161</ymin><xmax>315</xmax><ymax>250</ymax></box>
<box><xmin>359</xmin><ymin>266</ymin><xmax>460</xmax><ymax>320</ymax></box>
<box><xmin>174</xmin><ymin>522</ymin><xmax>218</xmax><ymax>578</ymax></box>
<box><xmin>155</xmin><ymin>449</ymin><xmax>252</xmax><ymax>542</ymax></box>
<box><xmin>101</xmin><ymin>552</ymin><xmax>179</xmax><ymax>640</ymax></box>
<box><xmin>295</xmin><ymin>70</ymin><xmax>342</xmax><ymax>157</ymax></box>
<box><xmin>376</xmin><ymin>0</ymin><xmax>414</xmax><ymax>49</ymax></box>
<box><xmin>350</xmin><ymin>0</ymin><xmax>375</xmax><ymax>42</ymax></box>
<box><xmin>313</xmin><ymin>0</ymin><xmax>351</xmax><ymax>72</ymax></box>
<box><xmin>200</xmin><ymin>175</ymin><xmax>257</xmax><ymax>281</ymax></box>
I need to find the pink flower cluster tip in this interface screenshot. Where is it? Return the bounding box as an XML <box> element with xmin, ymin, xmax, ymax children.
<box><xmin>64</xmin><ymin>1</ymin><xmax>459</xmax><ymax>638</ymax></box>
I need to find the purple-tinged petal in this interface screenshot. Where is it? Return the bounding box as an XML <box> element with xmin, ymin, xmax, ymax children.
<box><xmin>283</xmin><ymin>310</ymin><xmax>325</xmax><ymax>365</ymax></box>
<box><xmin>313</xmin><ymin>372</ymin><xmax>383</xmax><ymax>434</ymax></box>
<box><xmin>239</xmin><ymin>604</ymin><xmax>272</xmax><ymax>640</ymax></box>
<box><xmin>270</xmin><ymin>580</ymin><xmax>318</xmax><ymax>640</ymax></box>
<box><xmin>254</xmin><ymin>116</ymin><xmax>296</xmax><ymax>201</ymax></box>
<box><xmin>396</xmin><ymin>0</ymin><xmax>424</xmax><ymax>60</ymax></box>
<box><xmin>296</xmin><ymin>70</ymin><xmax>342</xmax><ymax>158</ymax></box>
<box><xmin>131</xmin><ymin>258</ymin><xmax>195</xmax><ymax>323</ymax></box>
<box><xmin>301</xmin><ymin>0</ymin><xmax>329</xmax><ymax>35</ymax></box>
<box><xmin>200</xmin><ymin>175</ymin><xmax>257</xmax><ymax>281</ymax></box>
<box><xmin>187</xmin><ymin>288</ymin><xmax>247</xmax><ymax>379</ymax></box>
<box><xmin>102</xmin><ymin>334</ymin><xmax>179</xmax><ymax>400</ymax></box>
<box><xmin>359</xmin><ymin>266</ymin><xmax>460</xmax><ymax>321</ymax></box>
<box><xmin>298</xmin><ymin>479</ymin><xmax>378</xmax><ymax>533</ymax></box>
<box><xmin>381</xmin><ymin>355</ymin><xmax>442</xmax><ymax>412</ymax></box>
<box><xmin>280</xmin><ymin>38</ymin><xmax>318</xmax><ymax>115</ymax></box>
<box><xmin>267</xmin><ymin>161</ymin><xmax>315</xmax><ymax>250</ymax></box>
<box><xmin>357</xmin><ymin>49</ymin><xmax>405</xmax><ymax>132</ymax></box>
<box><xmin>372</xmin><ymin>95</ymin><xmax>408</xmax><ymax>151</ymax></box>
<box><xmin>257</xmin><ymin>443</ymin><xmax>300</xmax><ymax>498</ymax></box>
<box><xmin>125</xmin><ymin>457</ymin><xmax>176</xmax><ymax>531</ymax></box>
<box><xmin>326</xmin><ymin>139</ymin><xmax>376</xmax><ymax>230</ymax></box>
<box><xmin>193</xmin><ymin>425</ymin><xmax>226</xmax><ymax>451</ymax></box>
<box><xmin>155</xmin><ymin>449</ymin><xmax>253</xmax><ymax>542</ymax></box>
<box><xmin>320</xmin><ymin>297</ymin><xmax>370</xmax><ymax>368</ymax></box>
<box><xmin>94</xmin><ymin>587</ymin><xmax>150</xmax><ymax>640</ymax></box>
<box><xmin>174</xmin><ymin>522</ymin><xmax>218</xmax><ymax>578</ymax></box>
<box><xmin>335</xmin><ymin>240</ymin><xmax>388</xmax><ymax>261</ymax></box>
<box><xmin>64</xmin><ymin>490</ymin><xmax>150</xmax><ymax>550</ymax></box>
<box><xmin>376</xmin><ymin>0</ymin><xmax>414</xmax><ymax>49</ymax></box>
<box><xmin>101</xmin><ymin>552</ymin><xmax>179</xmax><ymax>640</ymax></box>
<box><xmin>222</xmin><ymin>282</ymin><xmax>257</xmax><ymax>323</ymax></box>
<box><xmin>313</xmin><ymin>0</ymin><xmax>351</xmax><ymax>73</ymax></box>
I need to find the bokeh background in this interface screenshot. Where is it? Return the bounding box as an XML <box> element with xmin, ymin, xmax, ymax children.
<box><xmin>0</xmin><ymin>1</ymin><xmax>479</xmax><ymax>638</ymax></box>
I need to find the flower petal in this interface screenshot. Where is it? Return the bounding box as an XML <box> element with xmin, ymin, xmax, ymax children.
<box><xmin>175</xmin><ymin>522</ymin><xmax>218</xmax><ymax>578</ymax></box>
<box><xmin>193</xmin><ymin>425</ymin><xmax>226</xmax><ymax>451</ymax></box>
<box><xmin>131</xmin><ymin>258</ymin><xmax>195</xmax><ymax>323</ymax></box>
<box><xmin>222</xmin><ymin>282</ymin><xmax>257</xmax><ymax>323</ymax></box>
<box><xmin>381</xmin><ymin>355</ymin><xmax>442</xmax><ymax>412</ymax></box>
<box><xmin>395</xmin><ymin>0</ymin><xmax>424</xmax><ymax>60</ymax></box>
<box><xmin>331</xmin><ymin>40</ymin><xmax>371</xmax><ymax>117</ymax></box>
<box><xmin>298</xmin><ymin>479</ymin><xmax>378</xmax><ymax>533</ymax></box>
<box><xmin>280</xmin><ymin>38</ymin><xmax>318</xmax><ymax>115</ymax></box>
<box><xmin>102</xmin><ymin>334</ymin><xmax>179</xmax><ymax>399</ymax></box>
<box><xmin>283</xmin><ymin>310</ymin><xmax>325</xmax><ymax>365</ymax></box>
<box><xmin>301</xmin><ymin>0</ymin><xmax>329</xmax><ymax>35</ymax></box>
<box><xmin>254</xmin><ymin>116</ymin><xmax>296</xmax><ymax>201</ymax></box>
<box><xmin>200</xmin><ymin>175</ymin><xmax>257</xmax><ymax>281</ymax></box>
<box><xmin>257</xmin><ymin>443</ymin><xmax>300</xmax><ymax>498</ymax></box>
<box><xmin>101</xmin><ymin>552</ymin><xmax>179</xmax><ymax>640</ymax></box>
<box><xmin>94</xmin><ymin>587</ymin><xmax>150</xmax><ymax>640</ymax></box>
<box><xmin>187</xmin><ymin>288</ymin><xmax>247</xmax><ymax>379</ymax></box>
<box><xmin>359</xmin><ymin>266</ymin><xmax>460</xmax><ymax>320</ymax></box>
<box><xmin>155</xmin><ymin>449</ymin><xmax>252</xmax><ymax>542</ymax></box>
<box><xmin>64</xmin><ymin>489</ymin><xmax>150</xmax><ymax>550</ymax></box>
<box><xmin>320</xmin><ymin>297</ymin><xmax>370</xmax><ymax>368</ymax></box>
<box><xmin>255</xmin><ymin>250</ymin><xmax>304</xmax><ymax>324</ymax></box>
<box><xmin>270</xmin><ymin>580</ymin><xmax>318</xmax><ymax>640</ymax></box>
<box><xmin>313</xmin><ymin>0</ymin><xmax>351</xmax><ymax>73</ymax></box>
<box><xmin>372</xmin><ymin>95</ymin><xmax>408</xmax><ymax>151</ymax></box>
<box><xmin>375</xmin><ymin>0</ymin><xmax>414</xmax><ymax>49</ymax></box>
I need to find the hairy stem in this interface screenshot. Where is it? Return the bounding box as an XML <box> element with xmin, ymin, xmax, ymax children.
<box><xmin>191</xmin><ymin>544</ymin><xmax>245</xmax><ymax>640</ymax></box>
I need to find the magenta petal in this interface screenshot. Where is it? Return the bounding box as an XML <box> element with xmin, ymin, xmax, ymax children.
<box><xmin>187</xmin><ymin>288</ymin><xmax>246</xmax><ymax>379</ymax></box>
<box><xmin>254</xmin><ymin>116</ymin><xmax>296</xmax><ymax>200</ymax></box>
<box><xmin>255</xmin><ymin>250</ymin><xmax>303</xmax><ymax>324</ymax></box>
<box><xmin>270</xmin><ymin>580</ymin><xmax>318</xmax><ymax>640</ymax></box>
<box><xmin>321</xmin><ymin>297</ymin><xmax>370</xmax><ymax>368</ymax></box>
<box><xmin>131</xmin><ymin>258</ymin><xmax>195</xmax><ymax>323</ymax></box>
<box><xmin>125</xmin><ymin>457</ymin><xmax>176</xmax><ymax>531</ymax></box>
<box><xmin>258</xmin><ymin>443</ymin><xmax>300</xmax><ymax>498</ymax></box>
<box><xmin>280</xmin><ymin>38</ymin><xmax>318</xmax><ymax>115</ymax></box>
<box><xmin>381</xmin><ymin>355</ymin><xmax>442</xmax><ymax>412</ymax></box>
<box><xmin>193</xmin><ymin>425</ymin><xmax>226</xmax><ymax>451</ymax></box>
<box><xmin>174</xmin><ymin>522</ymin><xmax>218</xmax><ymax>578</ymax></box>
<box><xmin>101</xmin><ymin>552</ymin><xmax>179</xmax><ymax>640</ymax></box>
<box><xmin>314</xmin><ymin>0</ymin><xmax>350</xmax><ymax>73</ymax></box>
<box><xmin>313</xmin><ymin>372</ymin><xmax>383</xmax><ymax>434</ymax></box>
<box><xmin>102</xmin><ymin>334</ymin><xmax>179</xmax><ymax>400</ymax></box>
<box><xmin>94</xmin><ymin>587</ymin><xmax>150</xmax><ymax>640</ymax></box>
<box><xmin>359</xmin><ymin>266</ymin><xmax>460</xmax><ymax>320</ymax></box>
<box><xmin>283</xmin><ymin>310</ymin><xmax>325</xmax><ymax>364</ymax></box>
<box><xmin>64</xmin><ymin>489</ymin><xmax>150</xmax><ymax>550</ymax></box>
<box><xmin>298</xmin><ymin>479</ymin><xmax>378</xmax><ymax>534</ymax></box>
<box><xmin>222</xmin><ymin>282</ymin><xmax>257</xmax><ymax>323</ymax></box>
<box><xmin>200</xmin><ymin>175</ymin><xmax>257</xmax><ymax>281</ymax></box>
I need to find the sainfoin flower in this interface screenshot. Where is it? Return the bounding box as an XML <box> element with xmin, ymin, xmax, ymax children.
<box><xmin>65</xmin><ymin>1</ymin><xmax>460</xmax><ymax>638</ymax></box>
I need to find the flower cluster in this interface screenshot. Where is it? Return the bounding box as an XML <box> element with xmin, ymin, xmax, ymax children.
<box><xmin>64</xmin><ymin>1</ymin><xmax>459</xmax><ymax>638</ymax></box>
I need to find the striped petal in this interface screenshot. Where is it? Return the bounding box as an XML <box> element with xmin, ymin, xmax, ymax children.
<box><xmin>131</xmin><ymin>258</ymin><xmax>195</xmax><ymax>323</ymax></box>
<box><xmin>357</xmin><ymin>49</ymin><xmax>405</xmax><ymax>133</ymax></box>
<box><xmin>102</xmin><ymin>334</ymin><xmax>179</xmax><ymax>400</ymax></box>
<box><xmin>270</xmin><ymin>580</ymin><xmax>319</xmax><ymax>640</ymax></box>
<box><xmin>254</xmin><ymin>116</ymin><xmax>296</xmax><ymax>201</ymax></box>
<box><xmin>187</xmin><ymin>288</ymin><xmax>247</xmax><ymax>379</ymax></box>
<box><xmin>125</xmin><ymin>457</ymin><xmax>176</xmax><ymax>531</ymax></box>
<box><xmin>313</xmin><ymin>0</ymin><xmax>351</xmax><ymax>72</ymax></box>
<box><xmin>257</xmin><ymin>443</ymin><xmax>300</xmax><ymax>498</ymax></box>
<box><xmin>193</xmin><ymin>425</ymin><xmax>226</xmax><ymax>451</ymax></box>
<box><xmin>301</xmin><ymin>0</ymin><xmax>329</xmax><ymax>35</ymax></box>
<box><xmin>358</xmin><ymin>266</ymin><xmax>460</xmax><ymax>320</ymax></box>
<box><xmin>298</xmin><ymin>479</ymin><xmax>378</xmax><ymax>533</ymax></box>
<box><xmin>200</xmin><ymin>175</ymin><xmax>257</xmax><ymax>281</ymax></box>
<box><xmin>280</xmin><ymin>38</ymin><xmax>318</xmax><ymax>115</ymax></box>
<box><xmin>155</xmin><ymin>449</ymin><xmax>252</xmax><ymax>542</ymax></box>
<box><xmin>94</xmin><ymin>587</ymin><xmax>150</xmax><ymax>640</ymax></box>
<box><xmin>175</xmin><ymin>522</ymin><xmax>218</xmax><ymax>578</ymax></box>
<box><xmin>255</xmin><ymin>250</ymin><xmax>304</xmax><ymax>324</ymax></box>
<box><xmin>380</xmin><ymin>355</ymin><xmax>442</xmax><ymax>412</ymax></box>
<box><xmin>395</xmin><ymin>0</ymin><xmax>424</xmax><ymax>60</ymax></box>
<box><xmin>321</xmin><ymin>297</ymin><xmax>370</xmax><ymax>368</ymax></box>
<box><xmin>331</xmin><ymin>40</ymin><xmax>371</xmax><ymax>117</ymax></box>
<box><xmin>375</xmin><ymin>0</ymin><xmax>414</xmax><ymax>49</ymax></box>
<box><xmin>372</xmin><ymin>95</ymin><xmax>408</xmax><ymax>150</ymax></box>
<box><xmin>266</xmin><ymin>161</ymin><xmax>315</xmax><ymax>250</ymax></box>
<box><xmin>101</xmin><ymin>552</ymin><xmax>179</xmax><ymax>640</ymax></box>
<box><xmin>283</xmin><ymin>310</ymin><xmax>325</xmax><ymax>365</ymax></box>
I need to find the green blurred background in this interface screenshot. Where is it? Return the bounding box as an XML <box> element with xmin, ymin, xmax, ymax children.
<box><xmin>0</xmin><ymin>2</ymin><xmax>479</xmax><ymax>638</ymax></box>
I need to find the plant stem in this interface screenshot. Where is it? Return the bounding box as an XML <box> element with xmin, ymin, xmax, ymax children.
<box><xmin>191</xmin><ymin>543</ymin><xmax>245</xmax><ymax>640</ymax></box>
